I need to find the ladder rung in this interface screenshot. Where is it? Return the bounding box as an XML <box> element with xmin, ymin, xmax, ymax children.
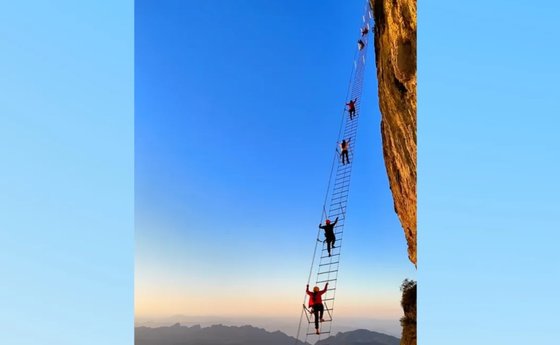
<box><xmin>333</xmin><ymin>181</ymin><xmax>350</xmax><ymax>187</ymax></box>
<box><xmin>329</xmin><ymin>216</ymin><xmax>345</xmax><ymax>222</ymax></box>
<box><xmin>318</xmin><ymin>261</ymin><xmax>339</xmax><ymax>266</ymax></box>
<box><xmin>306</xmin><ymin>331</ymin><xmax>331</xmax><ymax>335</ymax></box>
<box><xmin>333</xmin><ymin>185</ymin><xmax>349</xmax><ymax>191</ymax></box>
<box><xmin>322</xmin><ymin>248</ymin><xmax>341</xmax><ymax>252</ymax></box>
<box><xmin>332</xmin><ymin>187</ymin><xmax>349</xmax><ymax>194</ymax></box>
<box><xmin>321</xmin><ymin>254</ymin><xmax>339</xmax><ymax>259</ymax></box>
<box><xmin>322</xmin><ymin>240</ymin><xmax>342</xmax><ymax>245</ymax></box>
<box><xmin>334</xmin><ymin>180</ymin><xmax>350</xmax><ymax>187</ymax></box>
<box><xmin>316</xmin><ymin>278</ymin><xmax>337</xmax><ymax>283</ymax></box>
<box><xmin>332</xmin><ymin>185</ymin><xmax>349</xmax><ymax>192</ymax></box>
<box><xmin>333</xmin><ymin>178</ymin><xmax>350</xmax><ymax>184</ymax></box>
<box><xmin>325</xmin><ymin>213</ymin><xmax>344</xmax><ymax>218</ymax></box>
<box><xmin>331</xmin><ymin>192</ymin><xmax>349</xmax><ymax>198</ymax></box>
<box><xmin>335</xmin><ymin>171</ymin><xmax>351</xmax><ymax>177</ymax></box>
<box><xmin>335</xmin><ymin>179</ymin><xmax>350</xmax><ymax>186</ymax></box>
<box><xmin>331</xmin><ymin>189</ymin><xmax>349</xmax><ymax>195</ymax></box>
<box><xmin>337</xmin><ymin>159</ymin><xmax>353</xmax><ymax>166</ymax></box>
<box><xmin>331</xmin><ymin>189</ymin><xmax>348</xmax><ymax>200</ymax></box>
<box><xmin>317</xmin><ymin>269</ymin><xmax>338</xmax><ymax>275</ymax></box>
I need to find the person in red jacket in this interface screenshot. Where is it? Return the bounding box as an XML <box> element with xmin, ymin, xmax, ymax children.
<box><xmin>346</xmin><ymin>98</ymin><xmax>357</xmax><ymax>119</ymax></box>
<box><xmin>306</xmin><ymin>283</ymin><xmax>329</xmax><ymax>334</ymax></box>
<box><xmin>339</xmin><ymin>139</ymin><xmax>351</xmax><ymax>165</ymax></box>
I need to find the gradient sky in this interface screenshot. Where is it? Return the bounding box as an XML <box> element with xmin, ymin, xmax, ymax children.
<box><xmin>135</xmin><ymin>0</ymin><xmax>416</xmax><ymax>323</ymax></box>
<box><xmin>3</xmin><ymin>1</ymin><xmax>560</xmax><ymax>345</ymax></box>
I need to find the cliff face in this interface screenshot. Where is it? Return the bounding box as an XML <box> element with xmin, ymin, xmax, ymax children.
<box><xmin>400</xmin><ymin>280</ymin><xmax>417</xmax><ymax>345</ymax></box>
<box><xmin>371</xmin><ymin>0</ymin><xmax>417</xmax><ymax>266</ymax></box>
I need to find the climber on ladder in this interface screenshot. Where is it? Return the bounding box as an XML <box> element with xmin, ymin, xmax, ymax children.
<box><xmin>319</xmin><ymin>217</ymin><xmax>339</xmax><ymax>256</ymax></box>
<box><xmin>357</xmin><ymin>39</ymin><xmax>365</xmax><ymax>50</ymax></box>
<box><xmin>306</xmin><ymin>283</ymin><xmax>329</xmax><ymax>335</ymax></box>
<box><xmin>346</xmin><ymin>98</ymin><xmax>357</xmax><ymax>120</ymax></box>
<box><xmin>361</xmin><ymin>25</ymin><xmax>369</xmax><ymax>36</ymax></box>
<box><xmin>295</xmin><ymin>5</ymin><xmax>373</xmax><ymax>343</ymax></box>
<box><xmin>339</xmin><ymin>139</ymin><xmax>351</xmax><ymax>165</ymax></box>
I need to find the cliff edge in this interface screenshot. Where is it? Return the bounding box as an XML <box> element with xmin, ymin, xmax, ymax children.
<box><xmin>371</xmin><ymin>0</ymin><xmax>417</xmax><ymax>266</ymax></box>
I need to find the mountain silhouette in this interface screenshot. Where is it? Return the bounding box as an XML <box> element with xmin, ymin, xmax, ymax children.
<box><xmin>135</xmin><ymin>323</ymin><xmax>311</xmax><ymax>345</ymax></box>
<box><xmin>316</xmin><ymin>329</ymin><xmax>400</xmax><ymax>345</ymax></box>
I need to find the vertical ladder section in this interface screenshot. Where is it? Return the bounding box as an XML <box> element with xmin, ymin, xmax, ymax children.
<box><xmin>295</xmin><ymin>3</ymin><xmax>373</xmax><ymax>344</ymax></box>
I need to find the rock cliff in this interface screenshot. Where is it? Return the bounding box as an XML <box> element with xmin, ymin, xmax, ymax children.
<box><xmin>370</xmin><ymin>1</ymin><xmax>417</xmax><ymax>345</ymax></box>
<box><xmin>370</xmin><ymin>0</ymin><xmax>417</xmax><ymax>266</ymax></box>
<box><xmin>399</xmin><ymin>280</ymin><xmax>417</xmax><ymax>345</ymax></box>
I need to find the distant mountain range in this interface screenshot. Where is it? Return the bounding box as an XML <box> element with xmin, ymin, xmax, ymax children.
<box><xmin>135</xmin><ymin>324</ymin><xmax>399</xmax><ymax>345</ymax></box>
<box><xmin>135</xmin><ymin>315</ymin><xmax>401</xmax><ymax>338</ymax></box>
<box><xmin>317</xmin><ymin>329</ymin><xmax>400</xmax><ymax>345</ymax></box>
<box><xmin>135</xmin><ymin>323</ymin><xmax>310</xmax><ymax>345</ymax></box>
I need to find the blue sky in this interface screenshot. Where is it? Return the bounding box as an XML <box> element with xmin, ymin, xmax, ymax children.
<box><xmin>3</xmin><ymin>1</ymin><xmax>560</xmax><ymax>344</ymax></box>
<box><xmin>135</xmin><ymin>0</ymin><xmax>415</xmax><ymax>321</ymax></box>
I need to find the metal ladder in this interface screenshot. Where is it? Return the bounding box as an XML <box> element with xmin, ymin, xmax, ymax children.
<box><xmin>295</xmin><ymin>3</ymin><xmax>373</xmax><ymax>344</ymax></box>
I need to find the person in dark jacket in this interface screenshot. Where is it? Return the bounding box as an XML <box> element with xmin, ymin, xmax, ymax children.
<box><xmin>319</xmin><ymin>217</ymin><xmax>339</xmax><ymax>256</ymax></box>
<box><xmin>346</xmin><ymin>98</ymin><xmax>357</xmax><ymax>119</ymax></box>
<box><xmin>358</xmin><ymin>39</ymin><xmax>365</xmax><ymax>50</ymax></box>
<box><xmin>361</xmin><ymin>25</ymin><xmax>369</xmax><ymax>36</ymax></box>
<box><xmin>306</xmin><ymin>283</ymin><xmax>329</xmax><ymax>334</ymax></box>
